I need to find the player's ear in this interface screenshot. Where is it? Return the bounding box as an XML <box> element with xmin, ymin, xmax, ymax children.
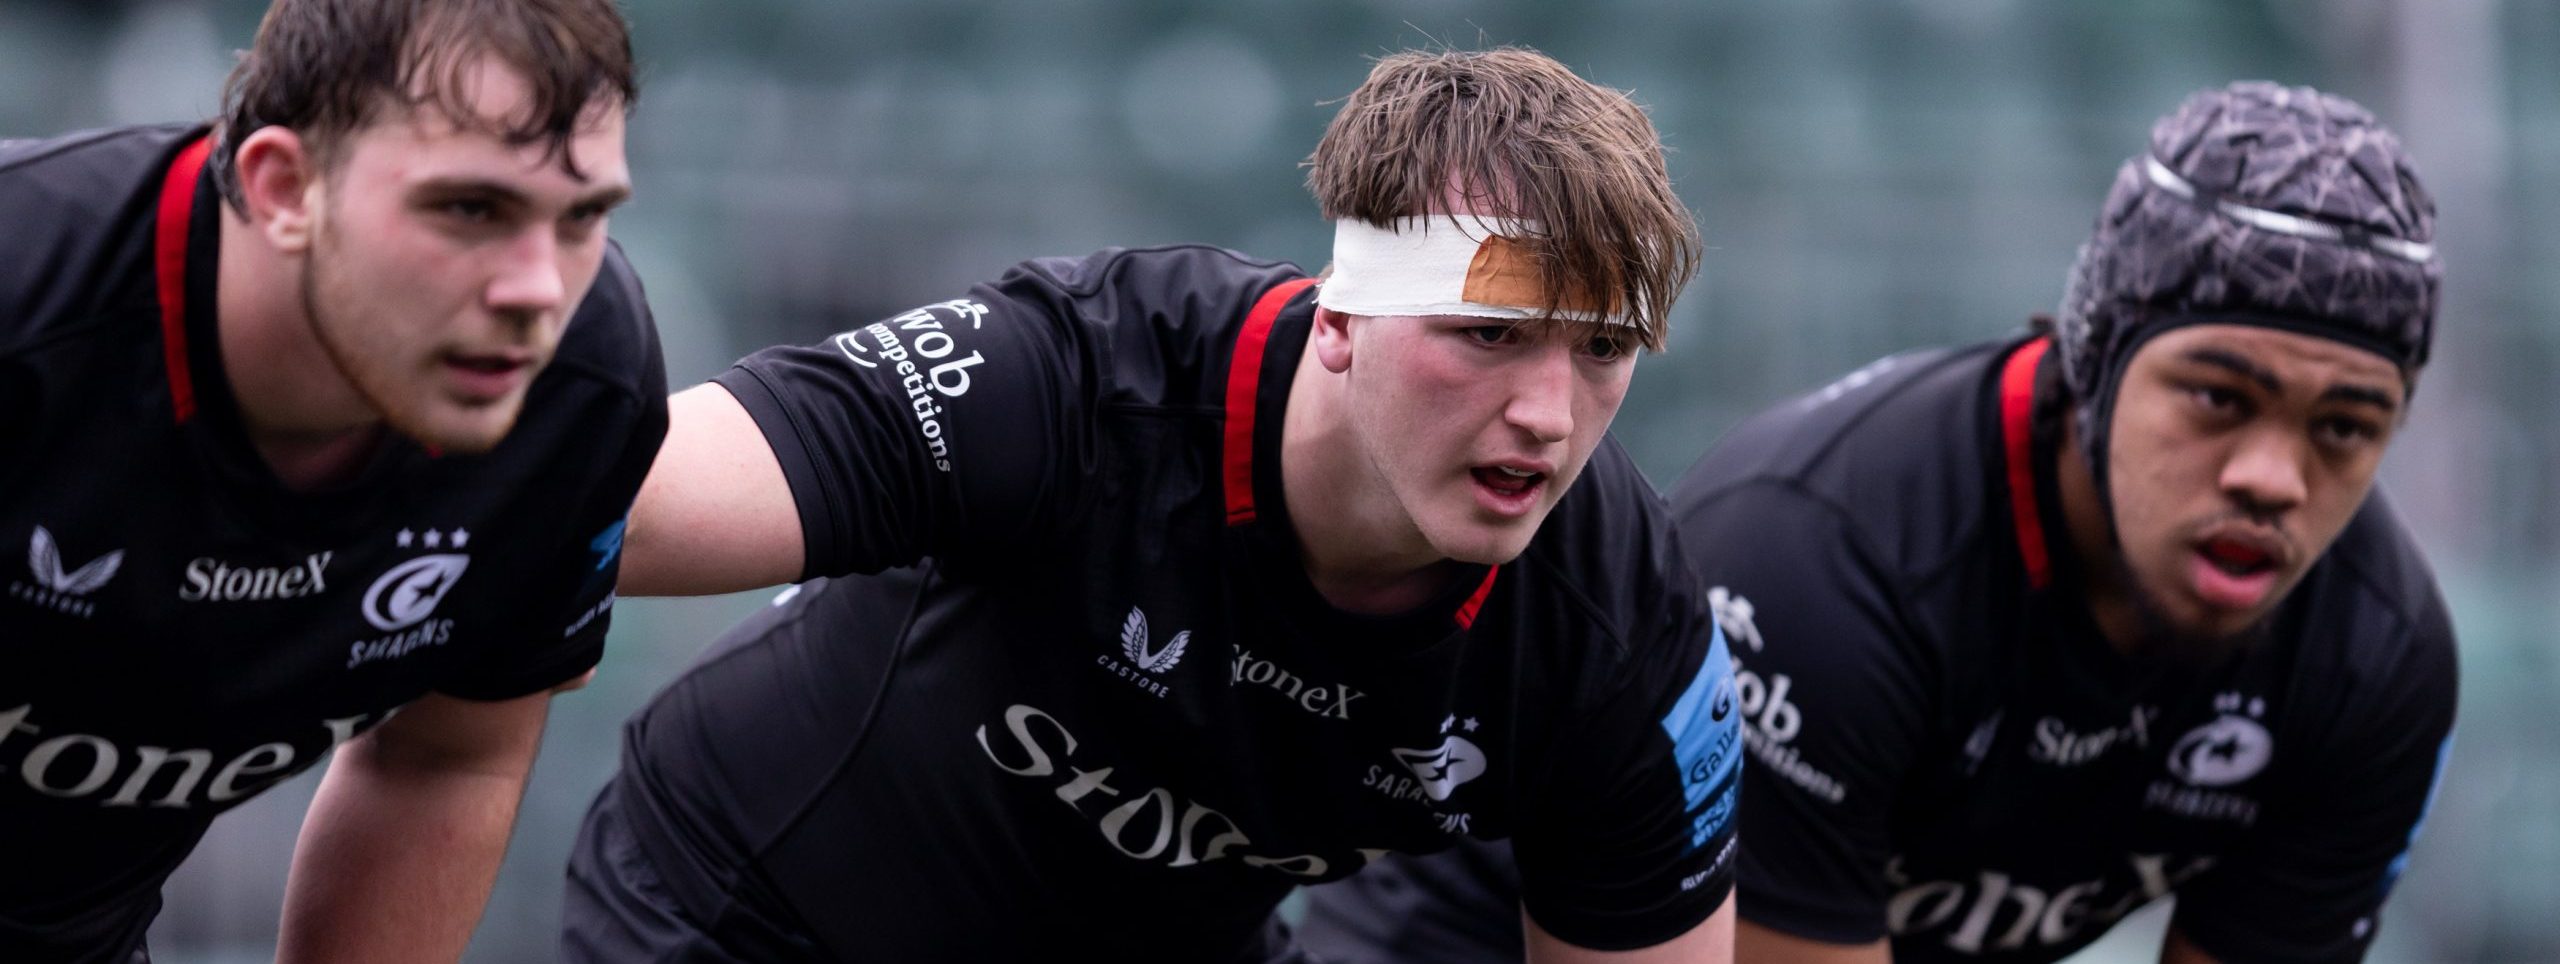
<box><xmin>1312</xmin><ymin>306</ymin><xmax>1358</xmax><ymax>374</ymax></box>
<box><xmin>231</xmin><ymin>126</ymin><xmax>321</xmax><ymax>255</ymax></box>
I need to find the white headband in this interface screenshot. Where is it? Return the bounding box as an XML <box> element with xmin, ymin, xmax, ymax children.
<box><xmin>1316</xmin><ymin>215</ymin><xmax>1629</xmax><ymax>326</ymax></box>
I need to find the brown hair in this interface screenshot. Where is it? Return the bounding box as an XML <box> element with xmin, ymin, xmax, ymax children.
<box><xmin>1306</xmin><ymin>48</ymin><xmax>1700</xmax><ymax>350</ymax></box>
<box><xmin>210</xmin><ymin>0</ymin><xmax>638</xmax><ymax>212</ymax></box>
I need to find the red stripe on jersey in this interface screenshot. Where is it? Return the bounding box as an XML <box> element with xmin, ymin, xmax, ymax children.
<box><xmin>1452</xmin><ymin>565</ymin><xmax>1500</xmax><ymax>630</ymax></box>
<box><xmin>2000</xmin><ymin>337</ymin><xmax>2053</xmax><ymax>590</ymax></box>
<box><xmin>156</xmin><ymin>136</ymin><xmax>211</xmax><ymax>424</ymax></box>
<box><xmin>1222</xmin><ymin>277</ymin><xmax>1320</xmax><ymax>525</ymax></box>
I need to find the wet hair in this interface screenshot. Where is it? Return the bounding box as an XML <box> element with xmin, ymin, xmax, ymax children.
<box><xmin>1306</xmin><ymin>48</ymin><xmax>1700</xmax><ymax>350</ymax></box>
<box><xmin>209</xmin><ymin>0</ymin><xmax>638</xmax><ymax>212</ymax></box>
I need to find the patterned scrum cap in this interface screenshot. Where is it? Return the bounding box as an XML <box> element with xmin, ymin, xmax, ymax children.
<box><xmin>2054</xmin><ymin>80</ymin><xmax>2442</xmax><ymax>409</ymax></box>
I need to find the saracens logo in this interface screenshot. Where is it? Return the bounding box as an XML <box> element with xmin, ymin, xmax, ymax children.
<box><xmin>347</xmin><ymin>531</ymin><xmax>470</xmax><ymax>670</ymax></box>
<box><xmin>1391</xmin><ymin>731</ymin><xmax>1489</xmax><ymax>802</ymax></box>
<box><xmin>1094</xmin><ymin>606</ymin><xmax>1189</xmax><ymax>699</ymax></box>
<box><xmin>1375</xmin><ymin>716</ymin><xmax>1490</xmax><ymax>803</ymax></box>
<box><xmin>2166</xmin><ymin>695</ymin><xmax>2273</xmax><ymax>786</ymax></box>
<box><xmin>1367</xmin><ymin>714</ymin><xmax>1491</xmax><ymax>834</ymax></box>
<box><xmin>2145</xmin><ymin>693</ymin><xmax>2274</xmax><ymax>825</ymax></box>
<box><xmin>9</xmin><ymin>525</ymin><xmax>124</xmax><ymax>619</ymax></box>
<box><xmin>362</xmin><ymin>554</ymin><xmax>469</xmax><ymax>631</ymax></box>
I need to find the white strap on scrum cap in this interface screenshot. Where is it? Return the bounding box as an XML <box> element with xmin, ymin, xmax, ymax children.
<box><xmin>1316</xmin><ymin>215</ymin><xmax>1628</xmax><ymax>325</ymax></box>
<box><xmin>2142</xmin><ymin>154</ymin><xmax>2436</xmax><ymax>264</ymax></box>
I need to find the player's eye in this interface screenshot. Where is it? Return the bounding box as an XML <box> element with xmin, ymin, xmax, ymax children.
<box><xmin>2313</xmin><ymin>414</ymin><xmax>2382</xmax><ymax>451</ymax></box>
<box><xmin>437</xmin><ymin>197</ymin><xmax>500</xmax><ymax>223</ymax></box>
<box><xmin>1581</xmin><ymin>333</ymin><xmax>1634</xmax><ymax>362</ymax></box>
<box><xmin>2189</xmin><ymin>384</ymin><xmax>2248</xmax><ymax>418</ymax></box>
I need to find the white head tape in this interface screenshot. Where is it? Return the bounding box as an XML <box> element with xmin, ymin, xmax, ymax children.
<box><xmin>1317</xmin><ymin>215</ymin><xmax>1628</xmax><ymax>325</ymax></box>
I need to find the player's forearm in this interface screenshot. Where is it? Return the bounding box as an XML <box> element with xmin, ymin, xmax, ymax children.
<box><xmin>1527</xmin><ymin>901</ymin><xmax>1736</xmax><ymax>963</ymax></box>
<box><xmin>276</xmin><ymin>727</ymin><xmax>537</xmax><ymax>962</ymax></box>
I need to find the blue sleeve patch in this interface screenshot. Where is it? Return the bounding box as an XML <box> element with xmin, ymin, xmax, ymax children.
<box><xmin>589</xmin><ymin>518</ymin><xmax>628</xmax><ymax>572</ymax></box>
<box><xmin>1658</xmin><ymin>619</ymin><xmax>1742</xmax><ymax>852</ymax></box>
<box><xmin>2381</xmin><ymin>732</ymin><xmax>2454</xmax><ymax>896</ymax></box>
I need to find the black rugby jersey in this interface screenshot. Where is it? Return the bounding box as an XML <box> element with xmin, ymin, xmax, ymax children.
<box><xmin>592</xmin><ymin>246</ymin><xmax>1739</xmax><ymax>960</ymax></box>
<box><xmin>1300</xmin><ymin>334</ymin><xmax>2456</xmax><ymax>964</ymax></box>
<box><xmin>0</xmin><ymin>125</ymin><xmax>668</xmax><ymax>962</ymax></box>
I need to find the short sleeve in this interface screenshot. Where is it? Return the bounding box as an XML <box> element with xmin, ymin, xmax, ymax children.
<box><xmin>712</xmin><ymin>276</ymin><xmax>1088</xmax><ymax>580</ymax></box>
<box><xmin>440</xmin><ymin>247</ymin><xmax>672</xmax><ymax>700</ymax></box>
<box><xmin>1676</xmin><ymin>480</ymin><xmax>1934</xmax><ymax>945</ymax></box>
<box><xmin>2170</xmin><ymin>592</ymin><xmax>2458</xmax><ymax>963</ymax></box>
<box><xmin>1513</xmin><ymin>544</ymin><xmax>1738</xmax><ymax>950</ymax></box>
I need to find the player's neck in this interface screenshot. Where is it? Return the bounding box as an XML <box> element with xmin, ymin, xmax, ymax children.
<box><xmin>1279</xmin><ymin>337</ymin><xmax>1465</xmax><ymax>615</ymax></box>
<box><xmin>215</xmin><ymin>210</ymin><xmax>388</xmax><ymax>491</ymax></box>
<box><xmin>2054</xmin><ymin>416</ymin><xmax>2144</xmax><ymax>656</ymax></box>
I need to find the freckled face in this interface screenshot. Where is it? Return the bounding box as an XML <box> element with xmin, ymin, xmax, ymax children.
<box><xmin>1338</xmin><ymin>315</ymin><xmax>1638</xmax><ymax>564</ymax></box>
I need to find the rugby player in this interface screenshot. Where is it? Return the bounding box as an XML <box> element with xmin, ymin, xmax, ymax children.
<box><xmin>570</xmin><ymin>48</ymin><xmax>1742</xmax><ymax>962</ymax></box>
<box><xmin>1299</xmin><ymin>80</ymin><xmax>2457</xmax><ymax>964</ymax></box>
<box><xmin>0</xmin><ymin>1</ymin><xmax>663</xmax><ymax>960</ymax></box>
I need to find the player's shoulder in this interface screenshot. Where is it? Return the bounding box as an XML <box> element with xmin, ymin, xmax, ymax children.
<box><xmin>984</xmin><ymin>244</ymin><xmax>1309</xmax><ymax>407</ymax></box>
<box><xmin>1000</xmin><ymin>243</ymin><xmax>1305</xmax><ymax>313</ymax></box>
<box><xmin>1513</xmin><ymin>436</ymin><xmax>1689</xmax><ymax>663</ymax></box>
<box><xmin>0</xmin><ymin>122</ymin><xmax>186</xmax><ymax>192</ymax></box>
<box><xmin>543</xmin><ymin>240</ymin><xmax>666</xmax><ymax>407</ymax></box>
<box><xmin>2292</xmin><ymin>488</ymin><xmax>2458</xmax><ymax>699</ymax></box>
<box><xmin>1672</xmin><ymin>335</ymin><xmax>2020</xmax><ymax>580</ymax></box>
<box><xmin>995</xmin><ymin>244</ymin><xmax>1308</xmax><ymax>347</ymax></box>
<box><xmin>0</xmin><ymin>124</ymin><xmax>197</xmax><ymax>349</ymax></box>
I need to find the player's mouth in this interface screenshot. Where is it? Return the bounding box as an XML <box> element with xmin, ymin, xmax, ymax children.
<box><xmin>2188</xmin><ymin>527</ymin><xmax>2289</xmax><ymax>612</ymax></box>
<box><xmin>1470</xmin><ymin>461</ymin><xmax>1551</xmax><ymax>518</ymax></box>
<box><xmin>441</xmin><ymin>350</ymin><xmax>534</xmax><ymax>403</ymax></box>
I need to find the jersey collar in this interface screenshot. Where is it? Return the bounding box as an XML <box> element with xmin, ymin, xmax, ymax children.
<box><xmin>1998</xmin><ymin>336</ymin><xmax>2057</xmax><ymax>590</ymax></box>
<box><xmin>154</xmin><ymin>134</ymin><xmax>212</xmax><ymax>424</ymax></box>
<box><xmin>151</xmin><ymin>130</ymin><xmax>423</xmax><ymax>521</ymax></box>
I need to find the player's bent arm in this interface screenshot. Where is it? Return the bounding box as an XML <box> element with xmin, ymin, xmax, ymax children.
<box><xmin>2159</xmin><ymin>926</ymin><xmax>2225</xmax><ymax>964</ymax></box>
<box><xmin>1734</xmin><ymin>919</ymin><xmax>1889</xmax><ymax>964</ymax></box>
<box><xmin>1526</xmin><ymin>901</ymin><xmax>1735</xmax><ymax>964</ymax></box>
<box><xmin>620</xmin><ymin>383</ymin><xmax>804</xmax><ymax>596</ymax></box>
<box><xmin>275</xmin><ymin>689</ymin><xmax>555</xmax><ymax>964</ymax></box>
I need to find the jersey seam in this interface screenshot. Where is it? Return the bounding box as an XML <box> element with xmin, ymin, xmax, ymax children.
<box><xmin>1682</xmin><ymin>474</ymin><xmax>1937</xmax><ymax>667</ymax></box>
<box><xmin>747</xmin><ymin>563</ymin><xmax>939</xmax><ymax>865</ymax></box>
<box><xmin>623</xmin><ymin>584</ymin><xmax>835</xmax><ymax>930</ymax></box>
<box><xmin>1512</xmin><ymin>544</ymin><xmax>1632</xmax><ymax>664</ymax></box>
<box><xmin>0</xmin><ymin>303</ymin><xmax>153</xmax><ymax>360</ymax></box>
<box><xmin>1040</xmin><ymin>243</ymin><xmax>1302</xmax><ymax>299</ymax></box>
<box><xmin>1743</xmin><ymin>346</ymin><xmax>2001</xmax><ymax>589</ymax></box>
<box><xmin>0</xmin><ymin>125</ymin><xmax>160</xmax><ymax>176</ymax></box>
<box><xmin>2312</xmin><ymin>522</ymin><xmax>2427</xmax><ymax>632</ymax></box>
<box><xmin>1097</xmin><ymin>402</ymin><xmax>1226</xmax><ymax>418</ymax></box>
<box><xmin>1788</xmin><ymin>347</ymin><xmax>1978</xmax><ymax>477</ymax></box>
<box><xmin>541</xmin><ymin>354</ymin><xmax>652</xmax><ymax>408</ymax></box>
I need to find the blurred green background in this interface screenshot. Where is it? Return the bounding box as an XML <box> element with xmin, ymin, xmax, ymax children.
<box><xmin>6</xmin><ymin>0</ymin><xmax>2554</xmax><ymax>960</ymax></box>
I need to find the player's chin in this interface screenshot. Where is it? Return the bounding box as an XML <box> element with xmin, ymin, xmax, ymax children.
<box><xmin>2142</xmin><ymin>585</ymin><xmax>2283</xmax><ymax>665</ymax></box>
<box><xmin>396</xmin><ymin>395</ymin><xmax>527</xmax><ymax>454</ymax></box>
<box><xmin>1426</xmin><ymin>516</ymin><xmax>1544</xmax><ymax>567</ymax></box>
